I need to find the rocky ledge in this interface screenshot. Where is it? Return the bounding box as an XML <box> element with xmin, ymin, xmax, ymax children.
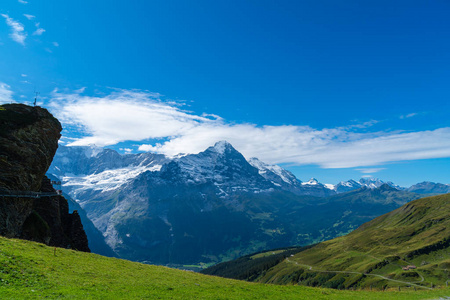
<box><xmin>0</xmin><ymin>104</ymin><xmax>90</xmax><ymax>252</ymax></box>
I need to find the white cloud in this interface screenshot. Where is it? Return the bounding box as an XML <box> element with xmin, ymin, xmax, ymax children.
<box><xmin>400</xmin><ymin>113</ymin><xmax>418</xmax><ymax>119</ymax></box>
<box><xmin>33</xmin><ymin>22</ymin><xmax>45</xmax><ymax>35</ymax></box>
<box><xmin>33</xmin><ymin>28</ymin><xmax>45</xmax><ymax>36</ymax></box>
<box><xmin>18</xmin><ymin>0</ymin><xmax>28</xmax><ymax>4</ymax></box>
<box><xmin>53</xmin><ymin>41</ymin><xmax>59</xmax><ymax>47</ymax></box>
<box><xmin>23</xmin><ymin>14</ymin><xmax>35</xmax><ymax>20</ymax></box>
<box><xmin>120</xmin><ymin>148</ymin><xmax>133</xmax><ymax>154</ymax></box>
<box><xmin>49</xmin><ymin>88</ymin><xmax>211</xmax><ymax>147</ymax></box>
<box><xmin>48</xmin><ymin>88</ymin><xmax>450</xmax><ymax>169</ymax></box>
<box><xmin>1</xmin><ymin>14</ymin><xmax>27</xmax><ymax>45</ymax></box>
<box><xmin>0</xmin><ymin>83</ymin><xmax>15</xmax><ymax>104</ymax></box>
<box><xmin>21</xmin><ymin>74</ymin><xmax>27</xmax><ymax>77</ymax></box>
<box><xmin>355</xmin><ymin>168</ymin><xmax>386</xmax><ymax>174</ymax></box>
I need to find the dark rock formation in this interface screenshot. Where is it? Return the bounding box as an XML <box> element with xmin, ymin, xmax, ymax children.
<box><xmin>0</xmin><ymin>104</ymin><xmax>61</xmax><ymax>192</ymax></box>
<box><xmin>0</xmin><ymin>104</ymin><xmax>90</xmax><ymax>252</ymax></box>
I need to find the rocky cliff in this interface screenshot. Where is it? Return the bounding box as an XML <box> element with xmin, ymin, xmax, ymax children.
<box><xmin>0</xmin><ymin>104</ymin><xmax>89</xmax><ymax>251</ymax></box>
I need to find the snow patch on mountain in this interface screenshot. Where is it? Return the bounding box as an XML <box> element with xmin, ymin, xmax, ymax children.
<box><xmin>63</xmin><ymin>164</ymin><xmax>162</xmax><ymax>193</ymax></box>
<box><xmin>212</xmin><ymin>140</ymin><xmax>230</xmax><ymax>154</ymax></box>
<box><xmin>248</xmin><ymin>157</ymin><xmax>298</xmax><ymax>185</ymax></box>
<box><xmin>302</xmin><ymin>178</ymin><xmax>319</xmax><ymax>186</ymax></box>
<box><xmin>324</xmin><ymin>183</ymin><xmax>335</xmax><ymax>190</ymax></box>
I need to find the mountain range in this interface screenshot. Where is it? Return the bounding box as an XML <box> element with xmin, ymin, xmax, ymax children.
<box><xmin>49</xmin><ymin>142</ymin><xmax>449</xmax><ymax>198</ymax></box>
<box><xmin>48</xmin><ymin>141</ymin><xmax>449</xmax><ymax>267</ymax></box>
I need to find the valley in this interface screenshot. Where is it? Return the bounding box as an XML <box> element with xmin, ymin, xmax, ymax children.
<box><xmin>203</xmin><ymin>193</ymin><xmax>450</xmax><ymax>291</ymax></box>
<box><xmin>48</xmin><ymin>142</ymin><xmax>434</xmax><ymax>268</ymax></box>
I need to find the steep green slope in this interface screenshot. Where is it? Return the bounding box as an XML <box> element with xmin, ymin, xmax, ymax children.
<box><xmin>0</xmin><ymin>237</ymin><xmax>449</xmax><ymax>299</ymax></box>
<box><xmin>256</xmin><ymin>193</ymin><xmax>450</xmax><ymax>289</ymax></box>
<box><xmin>201</xmin><ymin>246</ymin><xmax>313</xmax><ymax>280</ymax></box>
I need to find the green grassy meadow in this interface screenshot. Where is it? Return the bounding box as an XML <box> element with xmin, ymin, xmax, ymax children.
<box><xmin>0</xmin><ymin>237</ymin><xmax>449</xmax><ymax>299</ymax></box>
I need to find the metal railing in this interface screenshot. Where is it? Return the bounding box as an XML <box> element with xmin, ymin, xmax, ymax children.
<box><xmin>0</xmin><ymin>190</ymin><xmax>62</xmax><ymax>198</ymax></box>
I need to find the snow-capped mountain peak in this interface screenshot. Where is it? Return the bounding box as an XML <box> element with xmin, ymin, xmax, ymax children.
<box><xmin>333</xmin><ymin>178</ymin><xmax>402</xmax><ymax>193</ymax></box>
<box><xmin>340</xmin><ymin>179</ymin><xmax>360</xmax><ymax>187</ymax></box>
<box><xmin>359</xmin><ymin>177</ymin><xmax>385</xmax><ymax>189</ymax></box>
<box><xmin>211</xmin><ymin>140</ymin><xmax>233</xmax><ymax>154</ymax></box>
<box><xmin>302</xmin><ymin>178</ymin><xmax>319</xmax><ymax>185</ymax></box>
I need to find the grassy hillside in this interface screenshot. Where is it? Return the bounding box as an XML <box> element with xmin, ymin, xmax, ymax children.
<box><xmin>255</xmin><ymin>193</ymin><xmax>450</xmax><ymax>290</ymax></box>
<box><xmin>0</xmin><ymin>237</ymin><xmax>449</xmax><ymax>299</ymax></box>
<box><xmin>201</xmin><ymin>246</ymin><xmax>312</xmax><ymax>280</ymax></box>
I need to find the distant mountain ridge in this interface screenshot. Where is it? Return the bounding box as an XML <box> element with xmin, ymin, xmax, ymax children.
<box><xmin>407</xmin><ymin>181</ymin><xmax>450</xmax><ymax>194</ymax></box>
<box><xmin>332</xmin><ymin>178</ymin><xmax>402</xmax><ymax>193</ymax></box>
<box><xmin>50</xmin><ymin>141</ymin><xmax>449</xmax><ymax>199</ymax></box>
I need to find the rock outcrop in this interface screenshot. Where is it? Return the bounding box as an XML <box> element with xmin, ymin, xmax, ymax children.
<box><xmin>0</xmin><ymin>104</ymin><xmax>90</xmax><ymax>252</ymax></box>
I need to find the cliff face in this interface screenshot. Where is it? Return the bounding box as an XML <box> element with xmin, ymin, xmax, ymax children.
<box><xmin>0</xmin><ymin>104</ymin><xmax>90</xmax><ymax>252</ymax></box>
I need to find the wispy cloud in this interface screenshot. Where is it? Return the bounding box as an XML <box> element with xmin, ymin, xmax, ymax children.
<box><xmin>1</xmin><ymin>14</ymin><xmax>27</xmax><ymax>45</ymax></box>
<box><xmin>355</xmin><ymin>168</ymin><xmax>386</xmax><ymax>174</ymax></box>
<box><xmin>0</xmin><ymin>83</ymin><xmax>15</xmax><ymax>104</ymax></box>
<box><xmin>400</xmin><ymin>113</ymin><xmax>418</xmax><ymax>119</ymax></box>
<box><xmin>23</xmin><ymin>14</ymin><xmax>35</xmax><ymax>20</ymax></box>
<box><xmin>48</xmin><ymin>88</ymin><xmax>450</xmax><ymax>169</ymax></box>
<box><xmin>53</xmin><ymin>41</ymin><xmax>59</xmax><ymax>47</ymax></box>
<box><xmin>33</xmin><ymin>28</ymin><xmax>45</xmax><ymax>36</ymax></box>
<box><xmin>49</xmin><ymin>88</ymin><xmax>211</xmax><ymax>146</ymax></box>
<box><xmin>33</xmin><ymin>22</ymin><xmax>45</xmax><ymax>36</ymax></box>
<box><xmin>18</xmin><ymin>0</ymin><xmax>28</xmax><ymax>4</ymax></box>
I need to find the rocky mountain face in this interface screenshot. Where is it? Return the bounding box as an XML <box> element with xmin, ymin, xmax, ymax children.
<box><xmin>0</xmin><ymin>104</ymin><xmax>89</xmax><ymax>252</ymax></box>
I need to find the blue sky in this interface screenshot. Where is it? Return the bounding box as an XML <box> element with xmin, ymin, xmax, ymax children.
<box><xmin>1</xmin><ymin>0</ymin><xmax>450</xmax><ymax>186</ymax></box>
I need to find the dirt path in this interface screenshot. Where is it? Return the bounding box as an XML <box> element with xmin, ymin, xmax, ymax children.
<box><xmin>285</xmin><ymin>258</ymin><xmax>432</xmax><ymax>290</ymax></box>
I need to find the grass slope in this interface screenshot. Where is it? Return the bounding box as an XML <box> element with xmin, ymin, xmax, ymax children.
<box><xmin>1</xmin><ymin>237</ymin><xmax>448</xmax><ymax>299</ymax></box>
<box><xmin>201</xmin><ymin>246</ymin><xmax>312</xmax><ymax>281</ymax></box>
<box><xmin>258</xmin><ymin>193</ymin><xmax>450</xmax><ymax>290</ymax></box>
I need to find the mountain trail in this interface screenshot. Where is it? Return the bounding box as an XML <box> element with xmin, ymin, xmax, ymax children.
<box><xmin>284</xmin><ymin>258</ymin><xmax>432</xmax><ymax>290</ymax></box>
